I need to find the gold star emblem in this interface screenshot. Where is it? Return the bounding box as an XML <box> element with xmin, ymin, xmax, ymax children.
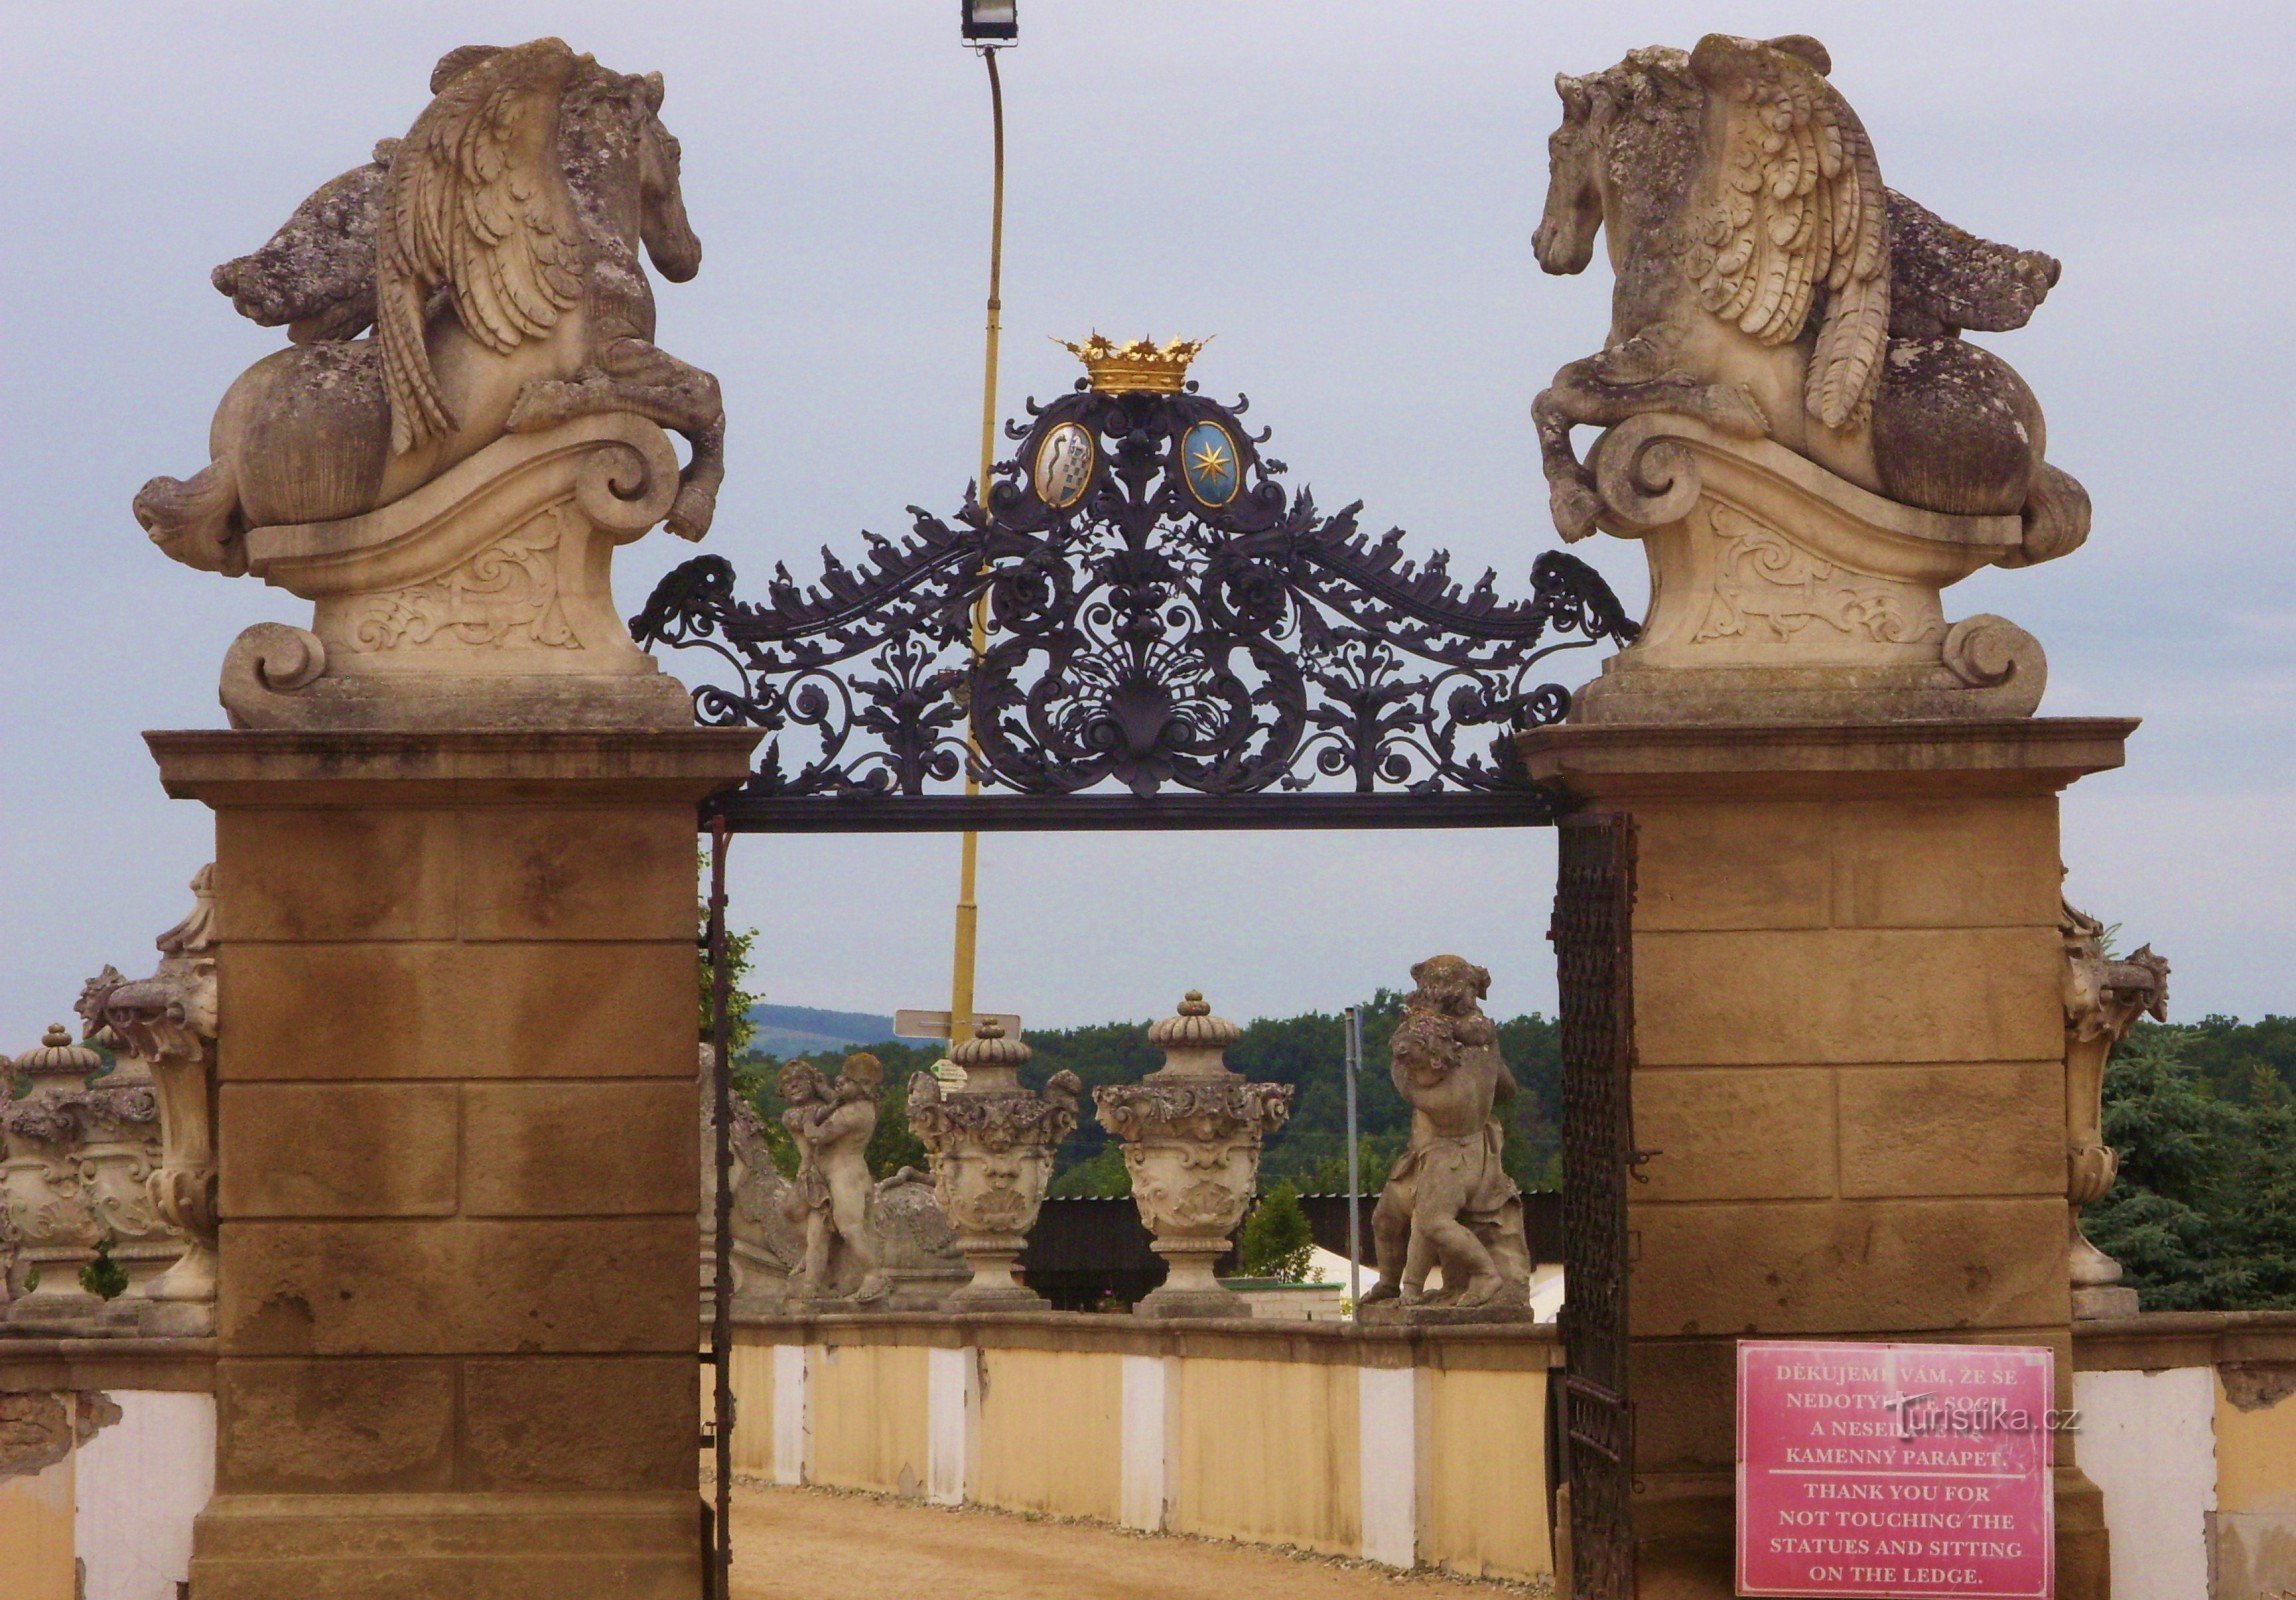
<box><xmin>1189</xmin><ymin>436</ymin><xmax>1235</xmax><ymax>487</ymax></box>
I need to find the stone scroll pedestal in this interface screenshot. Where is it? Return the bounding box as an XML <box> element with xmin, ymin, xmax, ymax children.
<box><xmin>151</xmin><ymin>728</ymin><xmax>755</xmax><ymax>1600</ymax></box>
<box><xmin>1520</xmin><ymin>718</ymin><xmax>2131</xmax><ymax>1600</ymax></box>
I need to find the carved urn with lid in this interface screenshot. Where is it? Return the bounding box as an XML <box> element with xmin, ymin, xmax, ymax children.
<box><xmin>905</xmin><ymin>1019</ymin><xmax>1080</xmax><ymax>1311</ymax></box>
<box><xmin>1095</xmin><ymin>992</ymin><xmax>1294</xmax><ymax>1319</ymax></box>
<box><xmin>2</xmin><ymin>1024</ymin><xmax>159</xmax><ymax>1322</ymax></box>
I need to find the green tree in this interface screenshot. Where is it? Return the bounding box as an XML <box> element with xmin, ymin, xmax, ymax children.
<box><xmin>1050</xmin><ymin>1145</ymin><xmax>1130</xmax><ymax>1197</ymax></box>
<box><xmin>1237</xmin><ymin>1182</ymin><xmax>1316</xmax><ymax>1282</ymax></box>
<box><xmin>2085</xmin><ymin>1026</ymin><xmax>2296</xmax><ymax>1311</ymax></box>
<box><xmin>698</xmin><ymin>899</ymin><xmax>762</xmax><ymax>1058</ymax></box>
<box><xmin>80</xmin><ymin>1236</ymin><xmax>129</xmax><ymax>1301</ymax></box>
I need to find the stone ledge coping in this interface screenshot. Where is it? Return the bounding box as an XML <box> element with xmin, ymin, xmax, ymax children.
<box><xmin>0</xmin><ymin>1335</ymin><xmax>216</xmax><ymax>1393</ymax></box>
<box><xmin>2070</xmin><ymin>1309</ymin><xmax>2296</xmax><ymax>1371</ymax></box>
<box><xmin>1518</xmin><ymin>716</ymin><xmax>2138</xmax><ymax>800</ymax></box>
<box><xmin>728</xmin><ymin>1309</ymin><xmax>1562</xmax><ymax>1370</ymax></box>
<box><xmin>147</xmin><ymin>727</ymin><xmax>760</xmax><ymax>804</ymax></box>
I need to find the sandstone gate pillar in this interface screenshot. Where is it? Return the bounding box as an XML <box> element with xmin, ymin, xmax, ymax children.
<box><xmin>149</xmin><ymin>727</ymin><xmax>756</xmax><ymax>1598</ymax></box>
<box><xmin>1521</xmin><ymin>719</ymin><xmax>2133</xmax><ymax>1600</ymax></box>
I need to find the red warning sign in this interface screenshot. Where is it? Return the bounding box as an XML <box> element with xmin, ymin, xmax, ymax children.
<box><xmin>1737</xmin><ymin>1340</ymin><xmax>2056</xmax><ymax>1598</ymax></box>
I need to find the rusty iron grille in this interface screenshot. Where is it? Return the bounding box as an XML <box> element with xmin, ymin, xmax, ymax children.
<box><xmin>634</xmin><ymin>379</ymin><xmax>1636</xmax><ymax>833</ymax></box>
<box><xmin>1552</xmin><ymin>810</ymin><xmax>1640</xmax><ymax>1600</ymax></box>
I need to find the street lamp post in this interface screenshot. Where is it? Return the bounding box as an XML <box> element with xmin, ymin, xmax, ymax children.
<box><xmin>948</xmin><ymin>2</ymin><xmax>1017</xmax><ymax>1051</ymax></box>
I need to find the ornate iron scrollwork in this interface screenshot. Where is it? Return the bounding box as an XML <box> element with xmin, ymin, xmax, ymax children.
<box><xmin>632</xmin><ymin>381</ymin><xmax>1637</xmax><ymax>807</ymax></box>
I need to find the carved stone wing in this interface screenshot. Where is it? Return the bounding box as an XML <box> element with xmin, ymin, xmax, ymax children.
<box><xmin>1686</xmin><ymin>34</ymin><xmax>1889</xmax><ymax>430</ymax></box>
<box><xmin>377</xmin><ymin>37</ymin><xmax>586</xmax><ymax>455</ymax></box>
<box><xmin>1885</xmin><ymin>189</ymin><xmax>2060</xmax><ymax>338</ymax></box>
<box><xmin>211</xmin><ymin>142</ymin><xmax>397</xmax><ymax>343</ymax></box>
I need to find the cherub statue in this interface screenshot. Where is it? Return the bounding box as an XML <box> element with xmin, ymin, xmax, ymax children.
<box><xmin>778</xmin><ymin>1055</ymin><xmax>889</xmax><ymax>1305</ymax></box>
<box><xmin>136</xmin><ymin>38</ymin><xmax>725</xmax><ymax>575</ymax></box>
<box><xmin>1530</xmin><ymin>33</ymin><xmax>2086</xmax><ymax>565</ymax></box>
<box><xmin>1360</xmin><ymin>956</ymin><xmax>1532</xmax><ymax>1315</ymax></box>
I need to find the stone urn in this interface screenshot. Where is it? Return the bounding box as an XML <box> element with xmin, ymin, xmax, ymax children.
<box><xmin>3</xmin><ymin>1025</ymin><xmax>155</xmax><ymax>1324</ymax></box>
<box><xmin>906</xmin><ymin>1020</ymin><xmax>1080</xmax><ymax>1311</ymax></box>
<box><xmin>1095</xmin><ymin>992</ymin><xmax>1294</xmax><ymax>1319</ymax></box>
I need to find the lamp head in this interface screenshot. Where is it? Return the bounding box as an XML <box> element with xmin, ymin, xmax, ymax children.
<box><xmin>961</xmin><ymin>0</ymin><xmax>1017</xmax><ymax>43</ymax></box>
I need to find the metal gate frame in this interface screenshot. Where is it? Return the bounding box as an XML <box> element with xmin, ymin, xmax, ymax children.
<box><xmin>1552</xmin><ymin>810</ymin><xmax>1642</xmax><ymax>1600</ymax></box>
<box><xmin>678</xmin><ymin>376</ymin><xmax>1644</xmax><ymax>1597</ymax></box>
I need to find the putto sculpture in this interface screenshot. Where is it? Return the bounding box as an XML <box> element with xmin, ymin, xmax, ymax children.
<box><xmin>1095</xmin><ymin>992</ymin><xmax>1294</xmax><ymax>1319</ymax></box>
<box><xmin>1529</xmin><ymin>35</ymin><xmax>2087</xmax><ymax>722</ymax></box>
<box><xmin>1359</xmin><ymin>957</ymin><xmax>1532</xmax><ymax>1322</ymax></box>
<box><xmin>134</xmin><ymin>39</ymin><xmax>723</xmax><ymax>729</ymax></box>
<box><xmin>778</xmin><ymin>1055</ymin><xmax>891</xmax><ymax>1307</ymax></box>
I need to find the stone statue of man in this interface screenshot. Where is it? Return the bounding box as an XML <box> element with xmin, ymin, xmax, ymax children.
<box><xmin>778</xmin><ymin>1055</ymin><xmax>889</xmax><ymax>1305</ymax></box>
<box><xmin>1360</xmin><ymin>956</ymin><xmax>1532</xmax><ymax>1318</ymax></box>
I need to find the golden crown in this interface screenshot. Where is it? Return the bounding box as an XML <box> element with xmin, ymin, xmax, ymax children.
<box><xmin>1058</xmin><ymin>334</ymin><xmax>1209</xmax><ymax>396</ymax></box>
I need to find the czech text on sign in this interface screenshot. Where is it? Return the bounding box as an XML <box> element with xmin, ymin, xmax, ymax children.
<box><xmin>1738</xmin><ymin>1340</ymin><xmax>2056</xmax><ymax>1599</ymax></box>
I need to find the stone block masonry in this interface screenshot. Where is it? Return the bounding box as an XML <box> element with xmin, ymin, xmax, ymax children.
<box><xmin>148</xmin><ymin>728</ymin><xmax>756</xmax><ymax>1600</ymax></box>
<box><xmin>1520</xmin><ymin>717</ymin><xmax>2136</xmax><ymax>1600</ymax></box>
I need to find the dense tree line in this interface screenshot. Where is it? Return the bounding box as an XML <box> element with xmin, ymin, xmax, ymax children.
<box><xmin>729</xmin><ymin>992</ymin><xmax>1566</xmax><ymax>1199</ymax></box>
<box><xmin>706</xmin><ymin>912</ymin><xmax>2296</xmax><ymax>1312</ymax></box>
<box><xmin>2084</xmin><ymin>1021</ymin><xmax>2296</xmax><ymax>1311</ymax></box>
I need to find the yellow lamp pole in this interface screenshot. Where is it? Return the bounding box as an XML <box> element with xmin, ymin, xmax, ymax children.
<box><xmin>950</xmin><ymin>16</ymin><xmax>1013</xmax><ymax>1050</ymax></box>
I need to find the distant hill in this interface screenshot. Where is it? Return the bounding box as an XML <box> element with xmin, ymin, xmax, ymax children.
<box><xmin>749</xmin><ymin>1003</ymin><xmax>936</xmax><ymax>1058</ymax></box>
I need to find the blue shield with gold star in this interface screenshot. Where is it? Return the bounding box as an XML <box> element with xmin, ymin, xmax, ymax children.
<box><xmin>1180</xmin><ymin>420</ymin><xmax>1240</xmax><ymax>508</ymax></box>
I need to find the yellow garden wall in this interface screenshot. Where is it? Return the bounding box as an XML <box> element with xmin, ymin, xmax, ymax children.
<box><xmin>808</xmin><ymin>1342</ymin><xmax>929</xmax><ymax>1495</ymax></box>
<box><xmin>1421</xmin><ymin>1365</ymin><xmax>1554</xmax><ymax>1581</ymax></box>
<box><xmin>1172</xmin><ymin>1355</ymin><xmax>1361</xmax><ymax>1556</ymax></box>
<box><xmin>974</xmin><ymin>1347</ymin><xmax>1122</xmax><ymax>1521</ymax></box>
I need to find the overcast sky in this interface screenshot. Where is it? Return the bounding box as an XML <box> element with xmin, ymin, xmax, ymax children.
<box><xmin>3</xmin><ymin>2</ymin><xmax>2290</xmax><ymax>1039</ymax></box>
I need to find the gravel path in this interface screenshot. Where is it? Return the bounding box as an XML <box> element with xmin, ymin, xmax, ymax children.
<box><xmin>726</xmin><ymin>1481</ymin><xmax>1549</xmax><ymax>1599</ymax></box>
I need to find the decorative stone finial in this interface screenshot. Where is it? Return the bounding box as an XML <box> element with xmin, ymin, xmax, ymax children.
<box><xmin>1146</xmin><ymin>991</ymin><xmax>1243</xmax><ymax>1053</ymax></box>
<box><xmin>949</xmin><ymin>1017</ymin><xmax>1031</xmax><ymax>1069</ymax></box>
<box><xmin>16</xmin><ymin>1025</ymin><xmax>103</xmax><ymax>1077</ymax></box>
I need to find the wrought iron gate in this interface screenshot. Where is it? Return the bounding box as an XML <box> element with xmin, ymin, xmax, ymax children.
<box><xmin>1552</xmin><ymin>811</ymin><xmax>1641</xmax><ymax>1600</ymax></box>
<box><xmin>666</xmin><ymin>360</ymin><xmax>1643</xmax><ymax>1598</ymax></box>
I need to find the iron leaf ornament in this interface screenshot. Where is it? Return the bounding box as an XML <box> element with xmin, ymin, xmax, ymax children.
<box><xmin>632</xmin><ymin>360</ymin><xmax>1637</xmax><ymax>807</ymax></box>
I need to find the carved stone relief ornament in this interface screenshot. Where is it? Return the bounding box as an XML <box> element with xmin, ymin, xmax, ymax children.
<box><xmin>1095</xmin><ymin>992</ymin><xmax>1293</xmax><ymax>1319</ymax></box>
<box><xmin>2060</xmin><ymin>900</ymin><xmax>2169</xmax><ymax>1320</ymax></box>
<box><xmin>131</xmin><ymin>39</ymin><xmax>726</xmax><ymax>731</ymax></box>
<box><xmin>1530</xmin><ymin>35</ymin><xmax>2087</xmax><ymax>723</ymax></box>
<box><xmin>697</xmin><ymin>1044</ymin><xmax>804</xmax><ymax>1317</ymax></box>
<box><xmin>87</xmin><ymin>865</ymin><xmax>222</xmax><ymax>1331</ymax></box>
<box><xmin>906</xmin><ymin>1021</ymin><xmax>1080</xmax><ymax>1311</ymax></box>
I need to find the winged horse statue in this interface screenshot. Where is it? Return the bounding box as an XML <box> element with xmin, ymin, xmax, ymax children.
<box><xmin>136</xmin><ymin>38</ymin><xmax>724</xmax><ymax>574</ymax></box>
<box><xmin>1530</xmin><ymin>34</ymin><xmax>2087</xmax><ymax>566</ymax></box>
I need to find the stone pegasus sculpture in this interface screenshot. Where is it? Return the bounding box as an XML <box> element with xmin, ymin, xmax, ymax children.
<box><xmin>136</xmin><ymin>37</ymin><xmax>725</xmax><ymax>576</ymax></box>
<box><xmin>1532</xmin><ymin>33</ymin><xmax>2086</xmax><ymax>564</ymax></box>
<box><xmin>1528</xmin><ymin>35</ymin><xmax>2089</xmax><ymax>723</ymax></box>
